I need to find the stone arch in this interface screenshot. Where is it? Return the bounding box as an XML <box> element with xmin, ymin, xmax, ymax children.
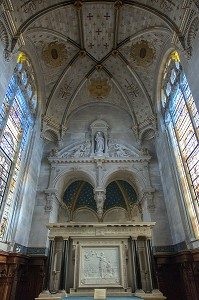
<box><xmin>0</xmin><ymin>20</ymin><xmax>9</xmax><ymax>49</ymax></box>
<box><xmin>103</xmin><ymin>207</ymin><xmax>129</xmax><ymax>222</ymax></box>
<box><xmin>103</xmin><ymin>168</ymin><xmax>149</xmax><ymax>199</ymax></box>
<box><xmin>140</xmin><ymin>127</ymin><xmax>156</xmax><ymax>142</ymax></box>
<box><xmin>43</xmin><ymin>129</ymin><xmax>59</xmax><ymax>143</ymax></box>
<box><xmin>187</xmin><ymin>17</ymin><xmax>199</xmax><ymax>55</ymax></box>
<box><xmin>73</xmin><ymin>207</ymin><xmax>98</xmax><ymax>222</ymax></box>
<box><xmin>53</xmin><ymin>169</ymin><xmax>95</xmax><ymax>201</ymax></box>
<box><xmin>57</xmin><ymin>204</ymin><xmax>70</xmax><ymax>222</ymax></box>
<box><xmin>155</xmin><ymin>47</ymin><xmax>175</xmax><ymax>114</ymax></box>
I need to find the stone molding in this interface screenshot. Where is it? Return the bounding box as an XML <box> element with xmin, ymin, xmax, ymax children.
<box><xmin>49</xmin><ymin>155</ymin><xmax>151</xmax><ymax>163</ymax></box>
<box><xmin>47</xmin><ymin>222</ymin><xmax>155</xmax><ymax>239</ymax></box>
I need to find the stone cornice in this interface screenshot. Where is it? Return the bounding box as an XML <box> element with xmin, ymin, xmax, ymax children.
<box><xmin>47</xmin><ymin>222</ymin><xmax>156</xmax><ymax>239</ymax></box>
<box><xmin>48</xmin><ymin>155</ymin><xmax>151</xmax><ymax>164</ymax></box>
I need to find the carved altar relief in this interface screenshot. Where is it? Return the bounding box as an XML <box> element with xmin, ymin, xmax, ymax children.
<box><xmin>80</xmin><ymin>247</ymin><xmax>121</xmax><ymax>286</ymax></box>
<box><xmin>60</xmin><ymin>140</ymin><xmax>91</xmax><ymax>158</ymax></box>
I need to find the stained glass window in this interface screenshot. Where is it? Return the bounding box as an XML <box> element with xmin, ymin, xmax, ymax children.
<box><xmin>0</xmin><ymin>52</ymin><xmax>37</xmax><ymax>240</ymax></box>
<box><xmin>161</xmin><ymin>51</ymin><xmax>199</xmax><ymax>237</ymax></box>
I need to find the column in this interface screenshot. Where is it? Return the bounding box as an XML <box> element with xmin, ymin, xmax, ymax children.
<box><xmin>136</xmin><ymin>237</ymin><xmax>152</xmax><ymax>293</ymax></box>
<box><xmin>44</xmin><ymin>190</ymin><xmax>59</xmax><ymax>223</ymax></box>
<box><xmin>44</xmin><ymin>238</ymin><xmax>55</xmax><ymax>291</ymax></box>
<box><xmin>131</xmin><ymin>238</ymin><xmax>142</xmax><ymax>291</ymax></box>
<box><xmin>59</xmin><ymin>238</ymin><xmax>69</xmax><ymax>292</ymax></box>
<box><xmin>146</xmin><ymin>239</ymin><xmax>158</xmax><ymax>290</ymax></box>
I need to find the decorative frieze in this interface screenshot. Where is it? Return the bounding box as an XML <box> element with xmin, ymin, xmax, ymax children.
<box><xmin>47</xmin><ymin>222</ymin><xmax>155</xmax><ymax>239</ymax></box>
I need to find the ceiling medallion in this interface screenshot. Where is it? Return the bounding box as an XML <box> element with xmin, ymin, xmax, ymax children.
<box><xmin>131</xmin><ymin>40</ymin><xmax>155</xmax><ymax>67</ymax></box>
<box><xmin>88</xmin><ymin>78</ymin><xmax>111</xmax><ymax>99</ymax></box>
<box><xmin>42</xmin><ymin>42</ymin><xmax>67</xmax><ymax>67</ymax></box>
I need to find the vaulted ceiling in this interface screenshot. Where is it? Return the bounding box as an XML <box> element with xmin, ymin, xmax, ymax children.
<box><xmin>1</xmin><ymin>0</ymin><xmax>198</xmax><ymax>142</ymax></box>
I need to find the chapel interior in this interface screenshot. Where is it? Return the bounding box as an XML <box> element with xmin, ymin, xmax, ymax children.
<box><xmin>0</xmin><ymin>1</ymin><xmax>199</xmax><ymax>300</ymax></box>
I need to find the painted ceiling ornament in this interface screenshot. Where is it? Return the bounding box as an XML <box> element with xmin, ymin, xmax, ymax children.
<box><xmin>115</xmin><ymin>0</ymin><xmax>123</xmax><ymax>9</ymax></box>
<box><xmin>42</xmin><ymin>42</ymin><xmax>67</xmax><ymax>67</ymax></box>
<box><xmin>150</xmin><ymin>0</ymin><xmax>175</xmax><ymax>12</ymax></box>
<box><xmin>131</xmin><ymin>40</ymin><xmax>155</xmax><ymax>67</ymax></box>
<box><xmin>88</xmin><ymin>78</ymin><xmax>111</xmax><ymax>99</ymax></box>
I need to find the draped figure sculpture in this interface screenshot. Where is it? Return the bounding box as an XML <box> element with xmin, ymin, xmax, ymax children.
<box><xmin>95</xmin><ymin>131</ymin><xmax>105</xmax><ymax>155</ymax></box>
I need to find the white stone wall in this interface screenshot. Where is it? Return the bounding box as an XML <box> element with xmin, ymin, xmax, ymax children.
<box><xmin>155</xmin><ymin>127</ymin><xmax>188</xmax><ymax>245</ymax></box>
<box><xmin>180</xmin><ymin>32</ymin><xmax>199</xmax><ymax>112</ymax></box>
<box><xmin>0</xmin><ymin>41</ymin><xmax>17</xmax><ymax>107</ymax></box>
<box><xmin>14</xmin><ymin>121</ymin><xmax>44</xmax><ymax>247</ymax></box>
<box><xmin>148</xmin><ymin>155</ymin><xmax>172</xmax><ymax>246</ymax></box>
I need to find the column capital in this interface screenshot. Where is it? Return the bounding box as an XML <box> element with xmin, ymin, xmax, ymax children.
<box><xmin>130</xmin><ymin>236</ymin><xmax>138</xmax><ymax>240</ymax></box>
<box><xmin>141</xmin><ymin>188</ymin><xmax>156</xmax><ymax>213</ymax></box>
<box><xmin>44</xmin><ymin>188</ymin><xmax>58</xmax><ymax>212</ymax></box>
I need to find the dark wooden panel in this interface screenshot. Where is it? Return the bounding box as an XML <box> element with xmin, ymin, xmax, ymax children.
<box><xmin>0</xmin><ymin>252</ymin><xmax>46</xmax><ymax>300</ymax></box>
<box><xmin>155</xmin><ymin>249</ymin><xmax>199</xmax><ymax>300</ymax></box>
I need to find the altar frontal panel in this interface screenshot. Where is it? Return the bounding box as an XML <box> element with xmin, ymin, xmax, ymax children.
<box><xmin>79</xmin><ymin>246</ymin><xmax>122</xmax><ymax>287</ymax></box>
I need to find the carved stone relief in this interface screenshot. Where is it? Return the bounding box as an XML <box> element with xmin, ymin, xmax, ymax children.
<box><xmin>80</xmin><ymin>247</ymin><xmax>121</xmax><ymax>286</ymax></box>
<box><xmin>61</xmin><ymin>140</ymin><xmax>91</xmax><ymax>158</ymax></box>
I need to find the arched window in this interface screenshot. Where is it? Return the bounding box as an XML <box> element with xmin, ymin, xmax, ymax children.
<box><xmin>161</xmin><ymin>51</ymin><xmax>199</xmax><ymax>237</ymax></box>
<box><xmin>0</xmin><ymin>52</ymin><xmax>37</xmax><ymax>241</ymax></box>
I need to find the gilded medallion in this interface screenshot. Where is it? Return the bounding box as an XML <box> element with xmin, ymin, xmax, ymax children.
<box><xmin>42</xmin><ymin>42</ymin><xmax>67</xmax><ymax>67</ymax></box>
<box><xmin>88</xmin><ymin>78</ymin><xmax>111</xmax><ymax>99</ymax></box>
<box><xmin>131</xmin><ymin>40</ymin><xmax>155</xmax><ymax>67</ymax></box>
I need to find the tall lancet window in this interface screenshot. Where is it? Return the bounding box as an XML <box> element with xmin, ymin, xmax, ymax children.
<box><xmin>0</xmin><ymin>53</ymin><xmax>37</xmax><ymax>241</ymax></box>
<box><xmin>161</xmin><ymin>51</ymin><xmax>199</xmax><ymax>237</ymax></box>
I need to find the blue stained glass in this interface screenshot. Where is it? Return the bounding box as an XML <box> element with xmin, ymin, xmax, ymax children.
<box><xmin>161</xmin><ymin>89</ymin><xmax>167</xmax><ymax>108</ymax></box>
<box><xmin>0</xmin><ymin>52</ymin><xmax>37</xmax><ymax>239</ymax></box>
<box><xmin>21</xmin><ymin>71</ymin><xmax>27</xmax><ymax>85</ymax></box>
<box><xmin>166</xmin><ymin>82</ymin><xmax>171</xmax><ymax>96</ymax></box>
<box><xmin>162</xmin><ymin>51</ymin><xmax>199</xmax><ymax>234</ymax></box>
<box><xmin>0</xmin><ymin>133</ymin><xmax>14</xmax><ymax>159</ymax></box>
<box><xmin>31</xmin><ymin>94</ymin><xmax>37</xmax><ymax>111</ymax></box>
<box><xmin>175</xmin><ymin>61</ymin><xmax>180</xmax><ymax>69</ymax></box>
<box><xmin>16</xmin><ymin>89</ymin><xmax>28</xmax><ymax>114</ymax></box>
<box><xmin>170</xmin><ymin>69</ymin><xmax>176</xmax><ymax>84</ymax></box>
<box><xmin>27</xmin><ymin>84</ymin><xmax>32</xmax><ymax>98</ymax></box>
<box><xmin>0</xmin><ymin>149</ymin><xmax>11</xmax><ymax>209</ymax></box>
<box><xmin>180</xmin><ymin>72</ymin><xmax>186</xmax><ymax>85</ymax></box>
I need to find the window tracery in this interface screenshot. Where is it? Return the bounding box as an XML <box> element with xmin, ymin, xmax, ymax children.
<box><xmin>161</xmin><ymin>51</ymin><xmax>199</xmax><ymax>237</ymax></box>
<box><xmin>0</xmin><ymin>52</ymin><xmax>37</xmax><ymax>240</ymax></box>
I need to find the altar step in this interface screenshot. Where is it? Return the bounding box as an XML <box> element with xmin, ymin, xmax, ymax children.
<box><xmin>70</xmin><ymin>288</ymin><xmax>132</xmax><ymax>297</ymax></box>
<box><xmin>63</xmin><ymin>297</ymin><xmax>142</xmax><ymax>300</ymax></box>
<box><xmin>36</xmin><ymin>290</ymin><xmax>166</xmax><ymax>300</ymax></box>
